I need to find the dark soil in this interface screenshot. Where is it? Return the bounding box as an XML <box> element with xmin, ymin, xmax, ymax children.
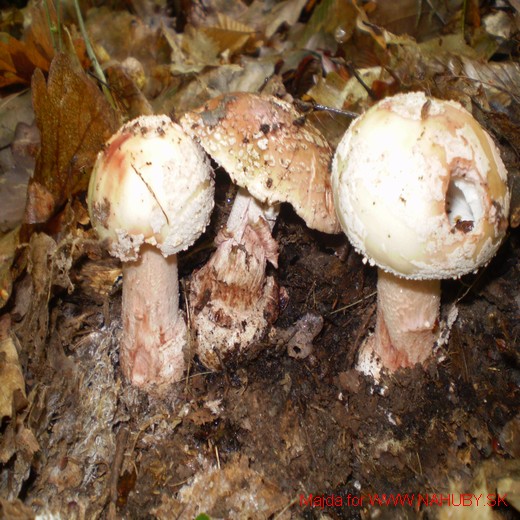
<box><xmin>5</xmin><ymin>179</ymin><xmax>517</xmax><ymax>520</ymax></box>
<box><xmin>0</xmin><ymin>2</ymin><xmax>519</xmax><ymax>518</ymax></box>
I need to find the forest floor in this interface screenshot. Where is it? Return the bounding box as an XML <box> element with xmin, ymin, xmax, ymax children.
<box><xmin>0</xmin><ymin>1</ymin><xmax>519</xmax><ymax>519</ymax></box>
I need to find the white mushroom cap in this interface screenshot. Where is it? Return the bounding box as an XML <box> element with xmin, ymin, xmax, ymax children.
<box><xmin>88</xmin><ymin>115</ymin><xmax>214</xmax><ymax>262</ymax></box>
<box><xmin>332</xmin><ymin>92</ymin><xmax>510</xmax><ymax>280</ymax></box>
<box><xmin>181</xmin><ymin>92</ymin><xmax>340</xmax><ymax>234</ymax></box>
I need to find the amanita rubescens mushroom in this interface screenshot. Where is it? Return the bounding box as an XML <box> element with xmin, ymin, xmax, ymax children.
<box><xmin>88</xmin><ymin>115</ymin><xmax>214</xmax><ymax>392</ymax></box>
<box><xmin>332</xmin><ymin>92</ymin><xmax>510</xmax><ymax>378</ymax></box>
<box><xmin>181</xmin><ymin>92</ymin><xmax>340</xmax><ymax>369</ymax></box>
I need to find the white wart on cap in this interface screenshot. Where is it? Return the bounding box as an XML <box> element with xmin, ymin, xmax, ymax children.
<box><xmin>332</xmin><ymin>91</ymin><xmax>510</xmax><ymax>280</ymax></box>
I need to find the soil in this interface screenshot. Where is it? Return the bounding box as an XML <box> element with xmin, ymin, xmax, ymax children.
<box><xmin>0</xmin><ymin>2</ymin><xmax>519</xmax><ymax>519</ymax></box>
<box><xmin>2</xmin><ymin>170</ymin><xmax>518</xmax><ymax>520</ymax></box>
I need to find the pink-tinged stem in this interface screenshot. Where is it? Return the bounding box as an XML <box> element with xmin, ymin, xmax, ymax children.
<box><xmin>120</xmin><ymin>244</ymin><xmax>186</xmax><ymax>390</ymax></box>
<box><xmin>359</xmin><ymin>269</ymin><xmax>440</xmax><ymax>374</ymax></box>
<box><xmin>226</xmin><ymin>187</ymin><xmax>279</xmax><ymax>236</ymax></box>
<box><xmin>189</xmin><ymin>188</ymin><xmax>280</xmax><ymax>369</ymax></box>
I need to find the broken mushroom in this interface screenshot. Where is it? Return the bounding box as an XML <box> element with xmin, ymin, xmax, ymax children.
<box><xmin>332</xmin><ymin>92</ymin><xmax>510</xmax><ymax>377</ymax></box>
<box><xmin>88</xmin><ymin>114</ymin><xmax>214</xmax><ymax>392</ymax></box>
<box><xmin>181</xmin><ymin>92</ymin><xmax>340</xmax><ymax>370</ymax></box>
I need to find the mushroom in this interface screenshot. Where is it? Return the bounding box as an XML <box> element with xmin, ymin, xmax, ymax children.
<box><xmin>332</xmin><ymin>92</ymin><xmax>510</xmax><ymax>377</ymax></box>
<box><xmin>87</xmin><ymin>114</ymin><xmax>214</xmax><ymax>392</ymax></box>
<box><xmin>180</xmin><ymin>92</ymin><xmax>340</xmax><ymax>369</ymax></box>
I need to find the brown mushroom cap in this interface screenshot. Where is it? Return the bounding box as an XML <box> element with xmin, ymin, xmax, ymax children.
<box><xmin>181</xmin><ymin>92</ymin><xmax>340</xmax><ymax>234</ymax></box>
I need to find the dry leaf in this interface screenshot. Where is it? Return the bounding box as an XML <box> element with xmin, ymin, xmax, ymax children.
<box><xmin>242</xmin><ymin>0</ymin><xmax>308</xmax><ymax>39</ymax></box>
<box><xmin>0</xmin><ymin>32</ymin><xmax>50</xmax><ymax>88</ymax></box>
<box><xmin>105</xmin><ymin>62</ymin><xmax>153</xmax><ymax>119</ymax></box>
<box><xmin>0</xmin><ymin>93</ymin><xmax>40</xmax><ymax>232</ymax></box>
<box><xmin>0</xmin><ymin>1</ymin><xmax>86</xmax><ymax>88</ymax></box>
<box><xmin>0</xmin><ymin>316</ymin><xmax>26</xmax><ymax>421</ymax></box>
<box><xmin>164</xmin><ymin>23</ymin><xmax>221</xmax><ymax>74</ymax></box>
<box><xmin>0</xmin><ymin>227</ymin><xmax>20</xmax><ymax>309</ymax></box>
<box><xmin>0</xmin><ymin>2</ymin><xmax>54</xmax><ymax>89</ymax></box>
<box><xmin>0</xmin><ymin>498</ymin><xmax>37</xmax><ymax>519</ymax></box>
<box><xmin>0</xmin><ymin>168</ymin><xmax>30</xmax><ymax>232</ymax></box>
<box><xmin>153</xmin><ymin>455</ymin><xmax>289</xmax><ymax>519</ymax></box>
<box><xmin>368</xmin><ymin>0</ymin><xmax>463</xmax><ymax>41</ymax></box>
<box><xmin>25</xmin><ymin>182</ymin><xmax>55</xmax><ymax>225</ymax></box>
<box><xmin>0</xmin><ymin>420</ymin><xmax>40</xmax><ymax>497</ymax></box>
<box><xmin>355</xmin><ymin>3</ymin><xmax>418</xmax><ymax>50</ymax></box>
<box><xmin>297</xmin><ymin>0</ymin><xmax>357</xmax><ymax>48</ymax></box>
<box><xmin>26</xmin><ymin>52</ymin><xmax>119</xmax><ymax>224</ymax></box>
<box><xmin>462</xmin><ymin>58</ymin><xmax>520</xmax><ymax>107</ymax></box>
<box><xmin>199</xmin><ymin>12</ymin><xmax>257</xmax><ymax>57</ymax></box>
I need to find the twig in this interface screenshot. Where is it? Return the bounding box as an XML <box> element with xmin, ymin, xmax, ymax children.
<box><xmin>416</xmin><ymin>451</ymin><xmax>423</xmax><ymax>476</ymax></box>
<box><xmin>293</xmin><ymin>98</ymin><xmax>359</xmax><ymax>119</ymax></box>
<box><xmin>73</xmin><ymin>0</ymin><xmax>116</xmax><ymax>109</ymax></box>
<box><xmin>181</xmin><ymin>278</ymin><xmax>193</xmax><ymax>394</ymax></box>
<box><xmin>214</xmin><ymin>444</ymin><xmax>221</xmax><ymax>470</ymax></box>
<box><xmin>346</xmin><ymin>61</ymin><xmax>376</xmax><ymax>99</ymax></box>
<box><xmin>274</xmin><ymin>496</ymin><xmax>300</xmax><ymax>519</ymax></box>
<box><xmin>327</xmin><ymin>291</ymin><xmax>376</xmax><ymax>316</ymax></box>
<box><xmin>107</xmin><ymin>425</ymin><xmax>129</xmax><ymax>520</ymax></box>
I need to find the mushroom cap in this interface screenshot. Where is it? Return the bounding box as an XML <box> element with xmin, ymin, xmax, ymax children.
<box><xmin>88</xmin><ymin>115</ymin><xmax>214</xmax><ymax>262</ymax></box>
<box><xmin>180</xmin><ymin>92</ymin><xmax>340</xmax><ymax>234</ymax></box>
<box><xmin>332</xmin><ymin>92</ymin><xmax>510</xmax><ymax>280</ymax></box>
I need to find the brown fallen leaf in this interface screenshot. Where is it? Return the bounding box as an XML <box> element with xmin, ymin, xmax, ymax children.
<box><xmin>0</xmin><ymin>315</ymin><xmax>26</xmax><ymax>421</ymax></box>
<box><xmin>200</xmin><ymin>13</ymin><xmax>257</xmax><ymax>58</ymax></box>
<box><xmin>0</xmin><ymin>1</ymin><xmax>87</xmax><ymax>88</ymax></box>
<box><xmin>152</xmin><ymin>454</ymin><xmax>290</xmax><ymax>519</ymax></box>
<box><xmin>0</xmin><ymin>2</ymin><xmax>53</xmax><ymax>89</ymax></box>
<box><xmin>0</xmin><ymin>32</ymin><xmax>50</xmax><ymax>89</ymax></box>
<box><xmin>105</xmin><ymin>62</ymin><xmax>153</xmax><ymax>119</ymax></box>
<box><xmin>0</xmin><ymin>498</ymin><xmax>36</xmax><ymax>519</ymax></box>
<box><xmin>26</xmin><ymin>52</ymin><xmax>119</xmax><ymax>224</ymax></box>
<box><xmin>0</xmin><ymin>227</ymin><xmax>21</xmax><ymax>309</ymax></box>
<box><xmin>0</xmin><ymin>417</ymin><xmax>40</xmax><ymax>499</ymax></box>
<box><xmin>296</xmin><ymin>0</ymin><xmax>357</xmax><ymax>48</ymax></box>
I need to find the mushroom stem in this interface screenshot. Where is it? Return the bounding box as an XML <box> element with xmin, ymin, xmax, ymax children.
<box><xmin>226</xmin><ymin>187</ymin><xmax>279</xmax><ymax>235</ymax></box>
<box><xmin>121</xmin><ymin>244</ymin><xmax>186</xmax><ymax>389</ymax></box>
<box><xmin>188</xmin><ymin>188</ymin><xmax>280</xmax><ymax>369</ymax></box>
<box><xmin>358</xmin><ymin>269</ymin><xmax>440</xmax><ymax>374</ymax></box>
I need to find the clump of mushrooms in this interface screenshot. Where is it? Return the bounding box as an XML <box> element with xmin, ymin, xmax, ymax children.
<box><xmin>88</xmin><ymin>114</ymin><xmax>214</xmax><ymax>392</ymax></box>
<box><xmin>332</xmin><ymin>92</ymin><xmax>510</xmax><ymax>378</ymax></box>
<box><xmin>181</xmin><ymin>92</ymin><xmax>340</xmax><ymax>370</ymax></box>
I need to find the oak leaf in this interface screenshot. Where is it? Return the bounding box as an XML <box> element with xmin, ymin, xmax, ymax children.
<box><xmin>26</xmin><ymin>52</ymin><xmax>119</xmax><ymax>224</ymax></box>
<box><xmin>0</xmin><ymin>1</ymin><xmax>83</xmax><ymax>88</ymax></box>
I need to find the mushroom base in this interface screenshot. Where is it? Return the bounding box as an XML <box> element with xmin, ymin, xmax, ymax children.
<box><xmin>189</xmin><ymin>215</ymin><xmax>279</xmax><ymax>370</ymax></box>
<box><xmin>357</xmin><ymin>269</ymin><xmax>440</xmax><ymax>378</ymax></box>
<box><xmin>191</xmin><ymin>275</ymin><xmax>279</xmax><ymax>370</ymax></box>
<box><xmin>120</xmin><ymin>245</ymin><xmax>186</xmax><ymax>392</ymax></box>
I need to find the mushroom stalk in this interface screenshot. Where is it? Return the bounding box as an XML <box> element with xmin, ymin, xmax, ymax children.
<box><xmin>188</xmin><ymin>189</ymin><xmax>280</xmax><ymax>369</ymax></box>
<box><xmin>358</xmin><ymin>269</ymin><xmax>440</xmax><ymax>374</ymax></box>
<box><xmin>226</xmin><ymin>187</ymin><xmax>279</xmax><ymax>235</ymax></box>
<box><xmin>121</xmin><ymin>245</ymin><xmax>187</xmax><ymax>388</ymax></box>
<box><xmin>87</xmin><ymin>114</ymin><xmax>214</xmax><ymax>393</ymax></box>
<box><xmin>181</xmin><ymin>92</ymin><xmax>340</xmax><ymax>370</ymax></box>
<box><xmin>332</xmin><ymin>92</ymin><xmax>510</xmax><ymax>377</ymax></box>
